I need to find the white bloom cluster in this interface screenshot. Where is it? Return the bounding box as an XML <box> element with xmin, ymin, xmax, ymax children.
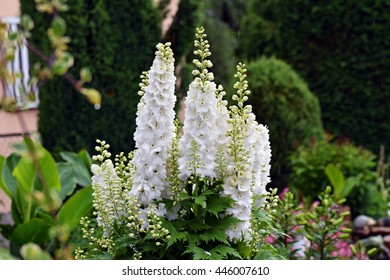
<box><xmin>252</xmin><ymin>123</ymin><xmax>271</xmax><ymax>208</ymax></box>
<box><xmin>130</xmin><ymin>43</ymin><xmax>177</xmax><ymax>206</ymax></box>
<box><xmin>88</xmin><ymin>29</ymin><xmax>272</xmax><ymax>247</ymax></box>
<box><xmin>221</xmin><ymin>63</ymin><xmax>272</xmax><ymax>241</ymax></box>
<box><xmin>91</xmin><ymin>158</ymin><xmax>124</xmax><ymax>236</ymax></box>
<box><xmin>178</xmin><ymin>78</ymin><xmax>219</xmax><ymax>178</ymax></box>
<box><xmin>223</xmin><ymin>109</ymin><xmax>253</xmax><ymax>240</ymax></box>
<box><xmin>215</xmin><ymin>85</ymin><xmax>231</xmax><ymax>178</ymax></box>
<box><xmin>178</xmin><ymin>28</ymin><xmax>220</xmax><ymax>179</ymax></box>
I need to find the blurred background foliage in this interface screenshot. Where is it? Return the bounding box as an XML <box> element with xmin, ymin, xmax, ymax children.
<box><xmin>21</xmin><ymin>0</ymin><xmax>161</xmax><ymax>157</ymax></box>
<box><xmin>18</xmin><ymin>0</ymin><xmax>389</xmax><ymax>207</ymax></box>
<box><xmin>239</xmin><ymin>0</ymin><xmax>390</xmax><ymax>155</ymax></box>
<box><xmin>246</xmin><ymin>57</ymin><xmax>324</xmax><ymax>189</ymax></box>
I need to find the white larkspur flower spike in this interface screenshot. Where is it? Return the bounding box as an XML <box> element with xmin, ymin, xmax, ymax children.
<box><xmin>252</xmin><ymin>123</ymin><xmax>271</xmax><ymax>208</ymax></box>
<box><xmin>222</xmin><ymin>63</ymin><xmax>272</xmax><ymax>241</ymax></box>
<box><xmin>178</xmin><ymin>27</ymin><xmax>220</xmax><ymax>179</ymax></box>
<box><xmin>215</xmin><ymin>85</ymin><xmax>231</xmax><ymax>178</ymax></box>
<box><xmin>131</xmin><ymin>43</ymin><xmax>177</xmax><ymax>206</ymax></box>
<box><xmin>91</xmin><ymin>158</ymin><xmax>124</xmax><ymax>236</ymax></box>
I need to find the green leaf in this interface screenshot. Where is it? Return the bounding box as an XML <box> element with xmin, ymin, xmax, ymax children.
<box><xmin>0</xmin><ymin>156</ymin><xmax>10</xmax><ymax>197</ymax></box>
<box><xmin>12</xmin><ymin>163</ymin><xmax>35</xmax><ymax>223</ymax></box>
<box><xmin>80</xmin><ymin>67</ymin><xmax>92</xmax><ymax>83</ymax></box>
<box><xmin>60</xmin><ymin>151</ymin><xmax>92</xmax><ymax>187</ymax></box>
<box><xmin>78</xmin><ymin>149</ymin><xmax>93</xmax><ymax>167</ymax></box>
<box><xmin>51</xmin><ymin>16</ymin><xmax>66</xmax><ymax>36</ymax></box>
<box><xmin>38</xmin><ymin>147</ymin><xmax>61</xmax><ymax>192</ymax></box>
<box><xmin>194</xmin><ymin>195</ymin><xmax>206</xmax><ymax>208</ymax></box>
<box><xmin>188</xmin><ymin>217</ymin><xmax>212</xmax><ymax>232</ymax></box>
<box><xmin>0</xmin><ymin>154</ymin><xmax>20</xmax><ymax>197</ymax></box>
<box><xmin>12</xmin><ymin>143</ymin><xmax>62</xmax><ymax>213</ymax></box>
<box><xmin>160</xmin><ymin>219</ymin><xmax>188</xmax><ymax>248</ymax></box>
<box><xmin>11</xmin><ymin>218</ymin><xmax>49</xmax><ymax>246</ymax></box>
<box><xmin>51</xmin><ymin>60</ymin><xmax>70</xmax><ymax>75</ymax></box>
<box><xmin>58</xmin><ymin>162</ymin><xmax>77</xmax><ymax>199</ymax></box>
<box><xmin>0</xmin><ymin>223</ymin><xmax>13</xmax><ymax>240</ymax></box>
<box><xmin>341</xmin><ymin>176</ymin><xmax>360</xmax><ymax>199</ymax></box>
<box><xmin>21</xmin><ymin>15</ymin><xmax>34</xmax><ymax>30</ymax></box>
<box><xmin>213</xmin><ymin>215</ymin><xmax>242</xmax><ymax>230</ymax></box>
<box><xmin>183</xmin><ymin>246</ymin><xmax>210</xmax><ymax>260</ymax></box>
<box><xmin>235</xmin><ymin>240</ymin><xmax>252</xmax><ymax>259</ymax></box>
<box><xmin>207</xmin><ymin>195</ymin><xmax>234</xmax><ymax>216</ymax></box>
<box><xmin>210</xmin><ymin>244</ymin><xmax>242</xmax><ymax>260</ymax></box>
<box><xmin>8</xmin><ymin>32</ymin><xmax>19</xmax><ymax>40</ymax></box>
<box><xmin>167</xmin><ymin>231</ymin><xmax>188</xmax><ymax>248</ymax></box>
<box><xmin>57</xmin><ymin>186</ymin><xmax>93</xmax><ymax>231</ymax></box>
<box><xmin>36</xmin><ymin>210</ymin><xmax>55</xmax><ymax>227</ymax></box>
<box><xmin>325</xmin><ymin>163</ymin><xmax>345</xmax><ymax>200</ymax></box>
<box><xmin>0</xmin><ymin>248</ymin><xmax>17</xmax><ymax>260</ymax></box>
<box><xmin>115</xmin><ymin>236</ymin><xmax>136</xmax><ymax>251</ymax></box>
<box><xmin>12</xmin><ymin>157</ymin><xmax>36</xmax><ymax>194</ymax></box>
<box><xmin>200</xmin><ymin>228</ymin><xmax>229</xmax><ymax>244</ymax></box>
<box><xmin>11</xmin><ymin>196</ymin><xmax>24</xmax><ymax>225</ymax></box>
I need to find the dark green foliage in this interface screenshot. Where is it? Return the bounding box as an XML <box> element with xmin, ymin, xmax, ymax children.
<box><xmin>162</xmin><ymin>0</ymin><xmax>204</xmax><ymax>99</ymax></box>
<box><xmin>240</xmin><ymin>0</ymin><xmax>390</xmax><ymax>154</ymax></box>
<box><xmin>21</xmin><ymin>0</ymin><xmax>161</xmax><ymax>157</ymax></box>
<box><xmin>202</xmin><ymin>0</ymin><xmax>246</xmax><ymax>95</ymax></box>
<box><xmin>203</xmin><ymin>16</ymin><xmax>237</xmax><ymax>93</ymax></box>
<box><xmin>246</xmin><ymin>57</ymin><xmax>324</xmax><ymax>188</ymax></box>
<box><xmin>289</xmin><ymin>139</ymin><xmax>388</xmax><ymax>218</ymax></box>
<box><xmin>173</xmin><ymin>0</ymin><xmax>247</xmax><ymax>98</ymax></box>
<box><xmin>164</xmin><ymin>0</ymin><xmax>204</xmax><ymax>62</ymax></box>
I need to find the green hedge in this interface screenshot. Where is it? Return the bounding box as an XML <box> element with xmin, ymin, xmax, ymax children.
<box><xmin>21</xmin><ymin>0</ymin><xmax>161</xmax><ymax>157</ymax></box>
<box><xmin>240</xmin><ymin>0</ymin><xmax>390</xmax><ymax>154</ymax></box>
<box><xmin>246</xmin><ymin>57</ymin><xmax>324</xmax><ymax>189</ymax></box>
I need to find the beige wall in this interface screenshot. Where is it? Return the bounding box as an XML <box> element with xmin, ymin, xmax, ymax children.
<box><xmin>0</xmin><ymin>0</ymin><xmax>20</xmax><ymax>17</ymax></box>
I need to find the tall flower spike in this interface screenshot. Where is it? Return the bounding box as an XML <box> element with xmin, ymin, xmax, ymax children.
<box><xmin>178</xmin><ymin>27</ymin><xmax>220</xmax><ymax>179</ymax></box>
<box><xmin>131</xmin><ymin>43</ymin><xmax>177</xmax><ymax>206</ymax></box>
<box><xmin>251</xmin><ymin>123</ymin><xmax>271</xmax><ymax>208</ymax></box>
<box><xmin>91</xmin><ymin>140</ymin><xmax>125</xmax><ymax>236</ymax></box>
<box><xmin>223</xmin><ymin>63</ymin><xmax>255</xmax><ymax>241</ymax></box>
<box><xmin>215</xmin><ymin>84</ymin><xmax>231</xmax><ymax>179</ymax></box>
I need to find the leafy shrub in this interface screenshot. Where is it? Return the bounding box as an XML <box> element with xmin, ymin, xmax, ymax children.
<box><xmin>246</xmin><ymin>57</ymin><xmax>324</xmax><ymax>188</ymax></box>
<box><xmin>21</xmin><ymin>0</ymin><xmax>161</xmax><ymax>157</ymax></box>
<box><xmin>239</xmin><ymin>0</ymin><xmax>390</xmax><ymax>154</ymax></box>
<box><xmin>289</xmin><ymin>139</ymin><xmax>387</xmax><ymax>218</ymax></box>
<box><xmin>0</xmin><ymin>139</ymin><xmax>93</xmax><ymax>259</ymax></box>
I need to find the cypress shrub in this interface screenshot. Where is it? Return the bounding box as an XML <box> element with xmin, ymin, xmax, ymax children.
<box><xmin>21</xmin><ymin>0</ymin><xmax>161</xmax><ymax>157</ymax></box>
<box><xmin>246</xmin><ymin>57</ymin><xmax>324</xmax><ymax>188</ymax></box>
<box><xmin>240</xmin><ymin>0</ymin><xmax>390</xmax><ymax>154</ymax></box>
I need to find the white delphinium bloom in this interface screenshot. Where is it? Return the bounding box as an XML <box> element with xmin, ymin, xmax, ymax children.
<box><xmin>91</xmin><ymin>141</ymin><xmax>125</xmax><ymax>236</ymax></box>
<box><xmin>252</xmin><ymin>123</ymin><xmax>271</xmax><ymax>208</ymax></box>
<box><xmin>223</xmin><ymin>109</ymin><xmax>253</xmax><ymax>241</ymax></box>
<box><xmin>223</xmin><ymin>63</ymin><xmax>260</xmax><ymax>241</ymax></box>
<box><xmin>131</xmin><ymin>43</ymin><xmax>176</xmax><ymax>206</ymax></box>
<box><xmin>178</xmin><ymin>27</ymin><xmax>220</xmax><ymax>179</ymax></box>
<box><xmin>215</xmin><ymin>85</ymin><xmax>231</xmax><ymax>178</ymax></box>
<box><xmin>243</xmin><ymin>108</ymin><xmax>271</xmax><ymax>208</ymax></box>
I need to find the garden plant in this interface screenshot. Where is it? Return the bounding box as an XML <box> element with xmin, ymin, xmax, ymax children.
<box><xmin>75</xmin><ymin>28</ymin><xmax>352</xmax><ymax>260</ymax></box>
